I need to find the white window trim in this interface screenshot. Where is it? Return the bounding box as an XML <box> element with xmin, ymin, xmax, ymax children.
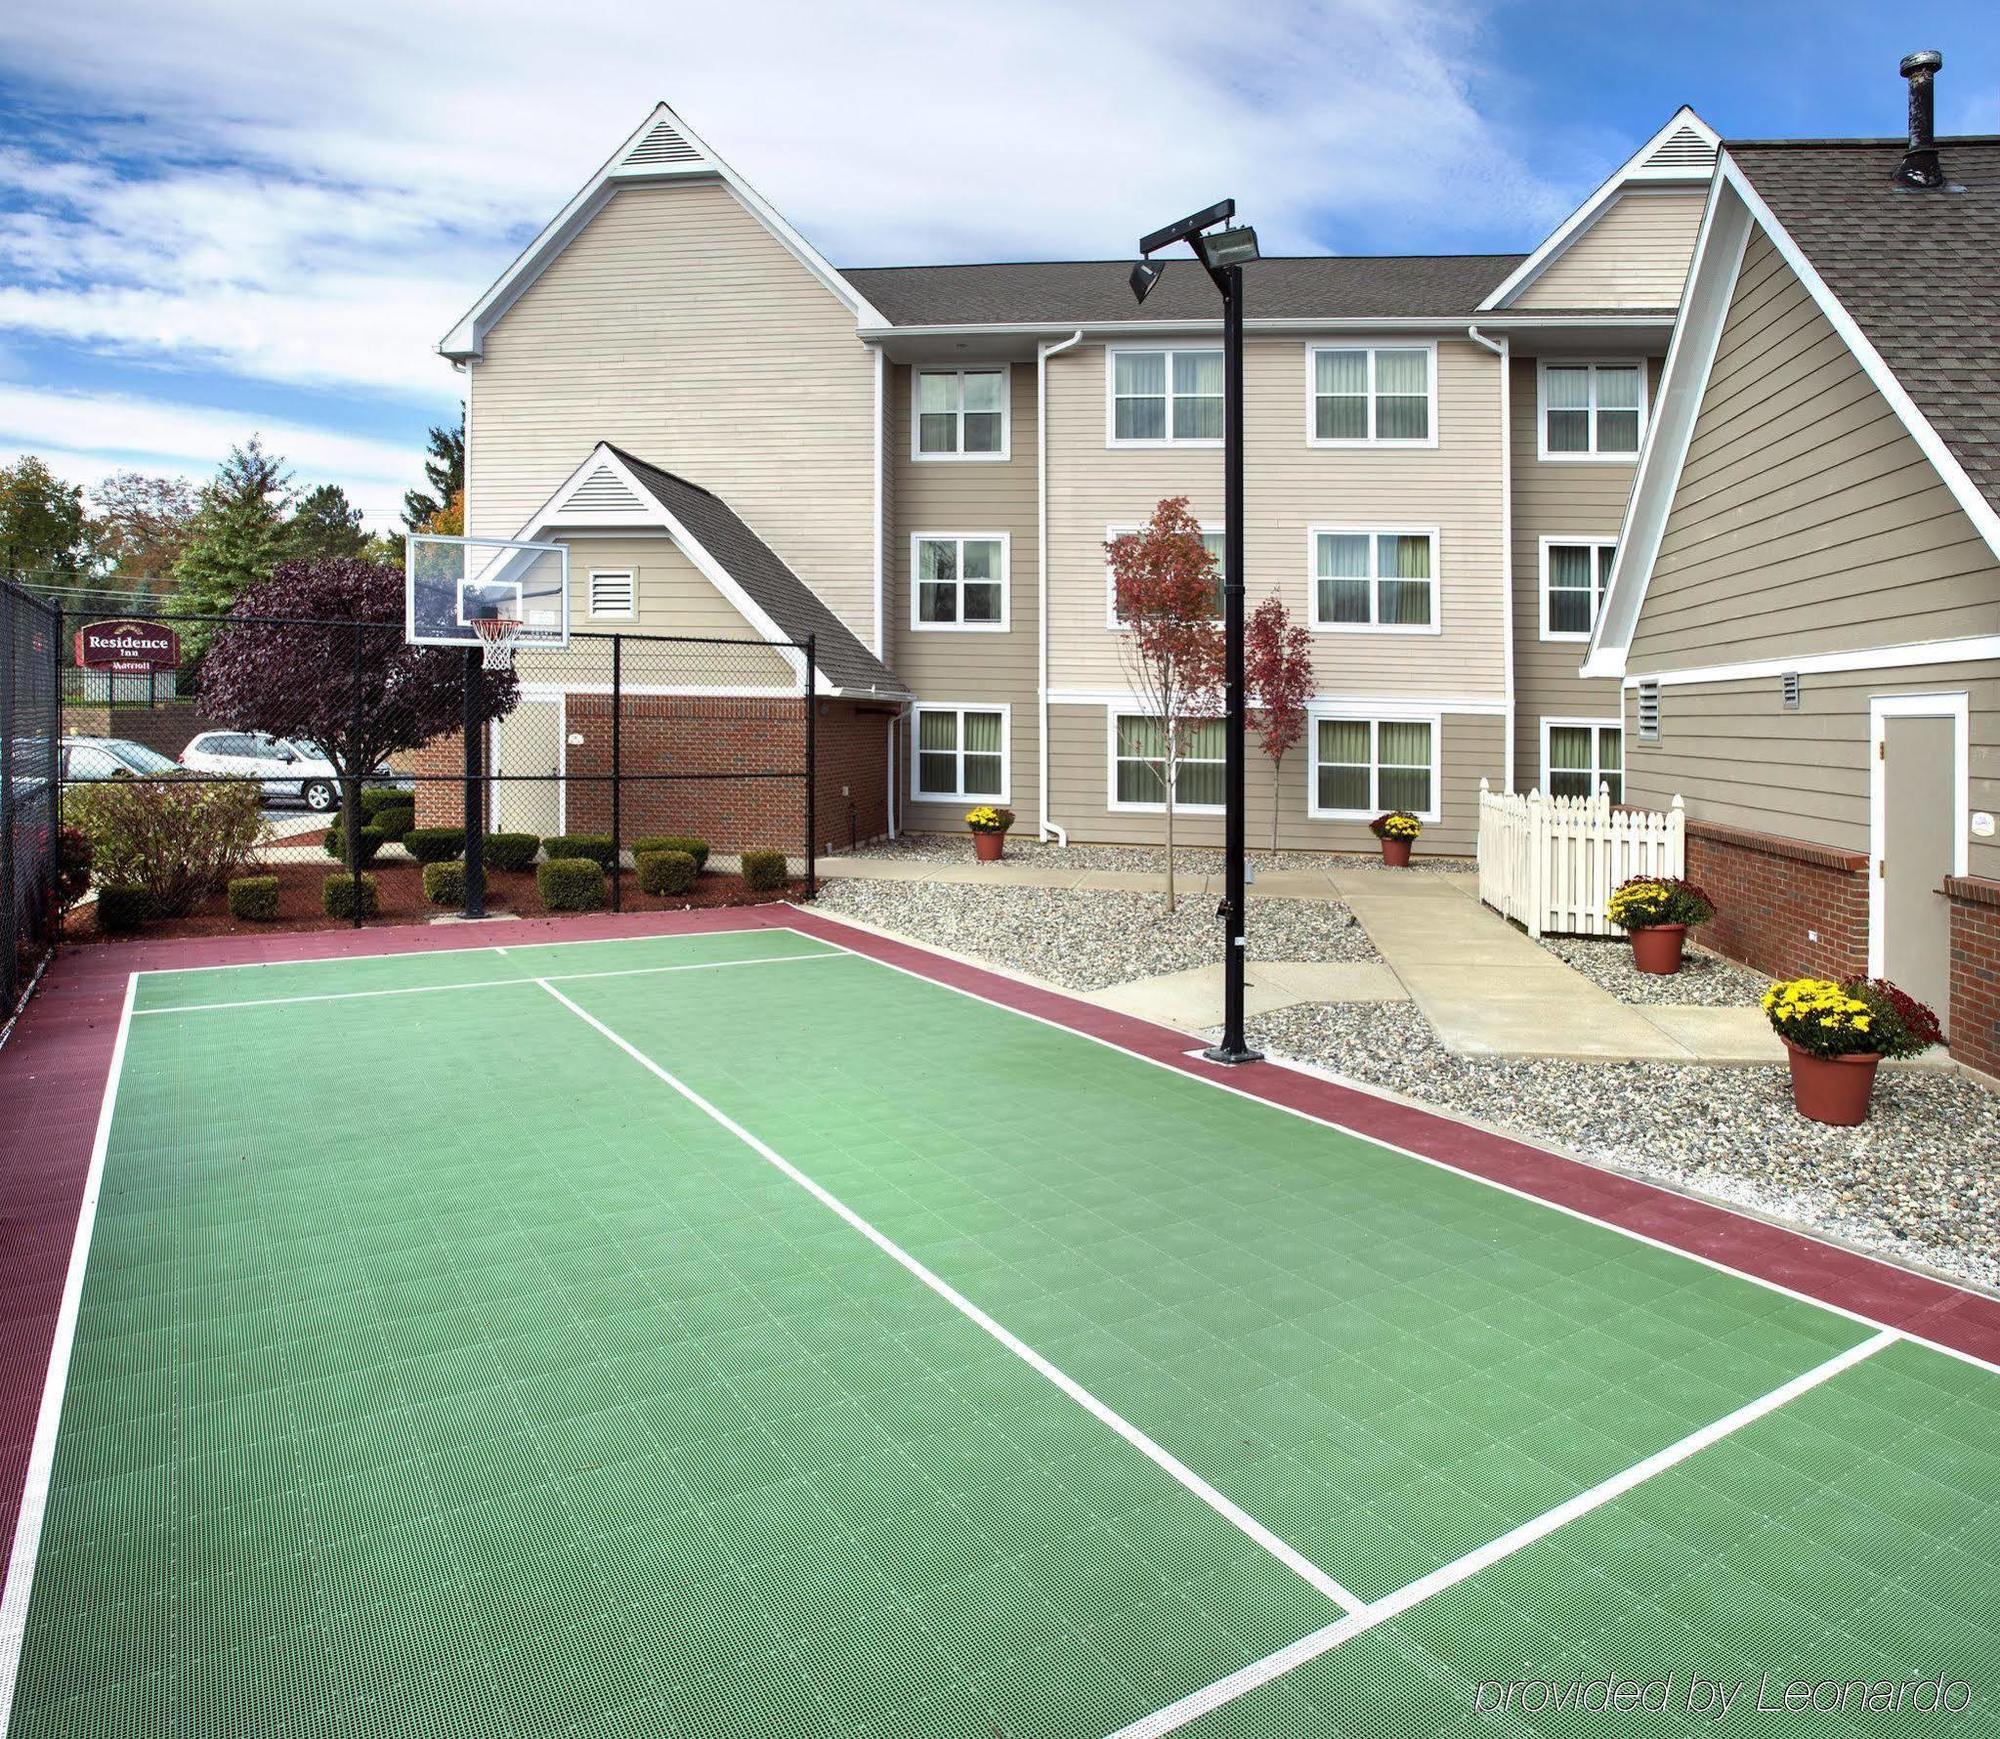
<box><xmin>909</xmin><ymin>532</ymin><xmax>1011</xmax><ymax>634</ymax></box>
<box><xmin>586</xmin><ymin>567</ymin><xmax>636</xmax><ymax>620</ymax></box>
<box><xmin>908</xmin><ymin>703</ymin><xmax>1011</xmax><ymax>805</ymax></box>
<box><xmin>1536</xmin><ymin>358</ymin><xmax>1650</xmax><ymax>463</ymax></box>
<box><xmin>911</xmin><ymin>363</ymin><xmax>1012</xmax><ymax>463</ymax></box>
<box><xmin>1537</xmin><ymin>535</ymin><xmax>1618</xmax><ymax>642</ymax></box>
<box><xmin>1305</xmin><ymin>706</ymin><xmax>1443</xmax><ymax>823</ymax></box>
<box><xmin>1103</xmin><ymin>520</ymin><xmax>1225</xmax><ymax>631</ymax></box>
<box><xmin>1306</xmin><ymin>525</ymin><xmax>1442</xmax><ymax>636</ymax></box>
<box><xmin>1539</xmin><ymin>716</ymin><xmax>1624</xmax><ymax>799</ymax></box>
<box><xmin>1104</xmin><ymin>344</ymin><xmax>1225</xmax><ymax>449</ymax></box>
<box><xmin>1304</xmin><ymin>341</ymin><xmax>1439</xmax><ymax>450</ymax></box>
<box><xmin>1105</xmin><ymin>708</ymin><xmax>1227</xmax><ymax>815</ymax></box>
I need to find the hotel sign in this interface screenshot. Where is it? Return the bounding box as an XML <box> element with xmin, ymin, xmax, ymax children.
<box><xmin>74</xmin><ymin>619</ymin><xmax>181</xmax><ymax>673</ymax></box>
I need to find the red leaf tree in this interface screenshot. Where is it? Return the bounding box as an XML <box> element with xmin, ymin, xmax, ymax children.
<box><xmin>1106</xmin><ymin>497</ymin><xmax>1223</xmax><ymax>910</ymax></box>
<box><xmin>198</xmin><ymin>557</ymin><xmax>519</xmax><ymax>872</ymax></box>
<box><xmin>1247</xmin><ymin>595</ymin><xmax>1314</xmax><ymax>855</ymax></box>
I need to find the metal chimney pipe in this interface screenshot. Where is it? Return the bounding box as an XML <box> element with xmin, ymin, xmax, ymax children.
<box><xmin>1894</xmin><ymin>50</ymin><xmax>1945</xmax><ymax>189</ymax></box>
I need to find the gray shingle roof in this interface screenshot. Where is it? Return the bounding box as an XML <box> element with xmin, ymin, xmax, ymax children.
<box><xmin>1729</xmin><ymin>137</ymin><xmax>2000</xmax><ymax>515</ymax></box>
<box><xmin>607</xmin><ymin>447</ymin><xmax>910</xmax><ymax>698</ymax></box>
<box><xmin>841</xmin><ymin>254</ymin><xmax>1524</xmax><ymax>327</ymax></box>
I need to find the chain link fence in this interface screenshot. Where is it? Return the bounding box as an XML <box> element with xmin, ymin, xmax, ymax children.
<box><xmin>2</xmin><ymin>581</ymin><xmax>61</xmax><ymax>1020</ymax></box>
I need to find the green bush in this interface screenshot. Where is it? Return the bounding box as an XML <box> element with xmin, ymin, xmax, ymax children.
<box><xmin>537</xmin><ymin>856</ymin><xmax>605</xmax><ymax>912</ymax></box>
<box><xmin>359</xmin><ymin>786</ymin><xmax>408</xmax><ymax>819</ymax></box>
<box><xmin>67</xmin><ymin>774</ymin><xmax>265</xmax><ymax>917</ymax></box>
<box><xmin>371</xmin><ymin>804</ymin><xmax>416</xmax><ymax>842</ymax></box>
<box><xmin>629</xmin><ymin>834</ymin><xmax>709</xmax><ymax>873</ymax></box>
<box><xmin>323</xmin><ymin>823</ymin><xmax>388</xmax><ymax>866</ymax></box>
<box><xmin>422</xmin><ymin>861</ymin><xmax>482</xmax><ymax>907</ymax></box>
<box><xmin>740</xmin><ymin>849</ymin><xmax>789</xmax><ymax>893</ymax></box>
<box><xmin>483</xmin><ymin>832</ymin><xmax>541</xmax><ymax>872</ymax></box>
<box><xmin>404</xmin><ymin>827</ymin><xmax>466</xmax><ymax>864</ymax></box>
<box><xmin>322</xmin><ymin>873</ymin><xmax>379</xmax><ymax>919</ymax></box>
<box><xmin>544</xmin><ymin>833</ymin><xmax>616</xmax><ymax>870</ymax></box>
<box><xmin>94</xmin><ymin>886</ymin><xmax>151</xmax><ymax>933</ymax></box>
<box><xmin>227</xmin><ymin>875</ymin><xmax>280</xmax><ymax>922</ymax></box>
<box><xmin>636</xmin><ymin>849</ymin><xmax>697</xmax><ymax>897</ymax></box>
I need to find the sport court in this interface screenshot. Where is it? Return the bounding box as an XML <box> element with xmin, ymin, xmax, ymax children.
<box><xmin>3</xmin><ymin>917</ymin><xmax>1996</xmax><ymax>1737</ymax></box>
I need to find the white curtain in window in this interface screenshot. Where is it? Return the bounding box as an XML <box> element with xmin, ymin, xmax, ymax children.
<box><xmin>962</xmin><ymin>711</ymin><xmax>1004</xmax><ymax>794</ymax></box>
<box><xmin>1377</xmin><ymin>534</ymin><xmax>1432</xmax><ymax>626</ymax></box>
<box><xmin>1316</xmin><ymin>718</ymin><xmax>1369</xmax><ymax>810</ymax></box>
<box><xmin>917</xmin><ymin>710</ymin><xmax>958</xmax><ymax>793</ymax></box>
<box><xmin>1377</xmin><ymin>721</ymin><xmax>1432</xmax><ymax>813</ymax></box>
<box><xmin>1317</xmin><ymin>532</ymin><xmax>1370</xmax><ymax>623</ymax></box>
<box><xmin>1173</xmin><ymin>351</ymin><xmax>1223</xmax><ymax>439</ymax></box>
<box><xmin>962</xmin><ymin>371</ymin><xmax>1004</xmax><ymax>452</ymax></box>
<box><xmin>1373</xmin><ymin>348</ymin><xmax>1430</xmax><ymax>441</ymax></box>
<box><xmin>1177</xmin><ymin>719</ymin><xmax>1225</xmax><ymax>805</ymax></box>
<box><xmin>1115</xmin><ymin>352</ymin><xmax>1168</xmax><ymax>439</ymax></box>
<box><xmin>1115</xmin><ymin>715</ymin><xmax>1167</xmax><ymax>803</ymax></box>
<box><xmin>1547</xmin><ymin>544</ymin><xmax>1595</xmax><ymax>634</ymax></box>
<box><xmin>1315</xmin><ymin>349</ymin><xmax>1367</xmax><ymax>440</ymax></box>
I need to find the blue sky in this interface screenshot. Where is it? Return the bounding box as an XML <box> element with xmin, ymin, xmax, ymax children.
<box><xmin>1</xmin><ymin>0</ymin><xmax>1995</xmax><ymax>533</ymax></box>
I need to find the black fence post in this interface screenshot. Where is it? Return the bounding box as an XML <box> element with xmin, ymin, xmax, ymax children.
<box><xmin>1</xmin><ymin>585</ymin><xmax>15</xmax><ymax>1012</ymax></box>
<box><xmin>48</xmin><ymin>601</ymin><xmax>61</xmax><ymax>960</ymax></box>
<box><xmin>462</xmin><ymin>648</ymin><xmax>486</xmax><ymax>919</ymax></box>
<box><xmin>348</xmin><ymin>623</ymin><xmax>364</xmax><ymax>928</ymax></box>
<box><xmin>610</xmin><ymin>634</ymin><xmax>623</xmax><ymax>913</ymax></box>
<box><xmin>803</xmin><ymin>635</ymin><xmax>817</xmax><ymax>901</ymax></box>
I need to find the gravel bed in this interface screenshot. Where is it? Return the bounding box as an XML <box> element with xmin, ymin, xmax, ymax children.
<box><xmin>847</xmin><ymin>834</ymin><xmax>1470</xmax><ymax>876</ymax></box>
<box><xmin>1540</xmin><ymin>934</ymin><xmax>1769</xmax><ymax>1008</ymax></box>
<box><xmin>814</xmin><ymin>878</ymin><xmax>1377</xmax><ymax>990</ymax></box>
<box><xmin>1244</xmin><ymin>1001</ymin><xmax>2000</xmax><ymax>1291</ymax></box>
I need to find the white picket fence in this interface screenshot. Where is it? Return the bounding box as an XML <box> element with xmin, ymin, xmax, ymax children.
<box><xmin>1477</xmin><ymin>779</ymin><xmax>1685</xmax><ymax>938</ymax></box>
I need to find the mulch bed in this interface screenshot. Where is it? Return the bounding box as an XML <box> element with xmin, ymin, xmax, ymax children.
<box><xmin>65</xmin><ymin>860</ymin><xmax>799</xmax><ymax>945</ymax></box>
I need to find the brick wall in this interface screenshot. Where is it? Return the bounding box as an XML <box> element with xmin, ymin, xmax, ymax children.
<box><xmin>1683</xmin><ymin>819</ymin><xmax>1870</xmax><ymax>983</ymax></box>
<box><xmin>1947</xmin><ymin>877</ymin><xmax>2000</xmax><ymax>1079</ymax></box>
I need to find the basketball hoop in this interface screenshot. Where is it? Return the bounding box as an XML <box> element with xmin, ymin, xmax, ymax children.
<box><xmin>471</xmin><ymin>615</ymin><xmax>525</xmax><ymax>671</ymax></box>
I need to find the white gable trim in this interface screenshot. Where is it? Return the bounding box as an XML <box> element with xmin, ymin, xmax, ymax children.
<box><xmin>441</xmin><ymin>103</ymin><xmax>885</xmax><ymax>358</ymax></box>
<box><xmin>1479</xmin><ymin>107</ymin><xmax>1719</xmax><ymax>312</ymax></box>
<box><xmin>1585</xmin><ymin>148</ymin><xmax>2000</xmax><ymax>679</ymax></box>
<box><xmin>518</xmin><ymin>444</ymin><xmax>830</xmax><ymax>695</ymax></box>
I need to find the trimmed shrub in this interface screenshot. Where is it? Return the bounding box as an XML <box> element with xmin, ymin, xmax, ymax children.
<box><xmin>740</xmin><ymin>849</ymin><xmax>789</xmax><ymax>893</ymax></box>
<box><xmin>371</xmin><ymin>804</ymin><xmax>416</xmax><ymax>842</ymax></box>
<box><xmin>405</xmin><ymin>827</ymin><xmax>466</xmax><ymax>864</ymax></box>
<box><xmin>423</xmin><ymin>861</ymin><xmax>481</xmax><ymax>907</ymax></box>
<box><xmin>95</xmin><ymin>886</ymin><xmax>151</xmax><ymax>933</ymax></box>
<box><xmin>537</xmin><ymin>856</ymin><xmax>605</xmax><ymax>912</ymax></box>
<box><xmin>359</xmin><ymin>786</ymin><xmax>408</xmax><ymax>819</ymax></box>
<box><xmin>322</xmin><ymin>873</ymin><xmax>379</xmax><ymax>919</ymax></box>
<box><xmin>543</xmin><ymin>833</ymin><xmax>616</xmax><ymax>870</ymax></box>
<box><xmin>636</xmin><ymin>849</ymin><xmax>696</xmax><ymax>897</ymax></box>
<box><xmin>323</xmin><ymin>823</ymin><xmax>388</xmax><ymax>866</ymax></box>
<box><xmin>629</xmin><ymin>834</ymin><xmax>709</xmax><ymax>873</ymax></box>
<box><xmin>66</xmin><ymin>775</ymin><xmax>265</xmax><ymax>917</ymax></box>
<box><xmin>227</xmin><ymin>875</ymin><xmax>280</xmax><ymax>922</ymax></box>
<box><xmin>483</xmin><ymin>832</ymin><xmax>541</xmax><ymax>873</ymax></box>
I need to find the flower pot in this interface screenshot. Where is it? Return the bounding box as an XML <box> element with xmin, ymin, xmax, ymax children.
<box><xmin>1380</xmin><ymin>837</ymin><xmax>1412</xmax><ymax>868</ymax></box>
<box><xmin>972</xmin><ymin>830</ymin><xmax>1005</xmax><ymax>862</ymax></box>
<box><xmin>1628</xmin><ymin>924</ymin><xmax>1686</xmax><ymax>974</ymax></box>
<box><xmin>1783</xmin><ymin>1039</ymin><xmax>1881</xmax><ymax>1126</ymax></box>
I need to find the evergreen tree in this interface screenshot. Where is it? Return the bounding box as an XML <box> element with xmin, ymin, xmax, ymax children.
<box><xmin>401</xmin><ymin>412</ymin><xmax>464</xmax><ymax>529</ymax></box>
<box><xmin>286</xmin><ymin>482</ymin><xmax>371</xmax><ymax>563</ymax></box>
<box><xmin>173</xmin><ymin>436</ymin><xmax>293</xmax><ymax>663</ymax></box>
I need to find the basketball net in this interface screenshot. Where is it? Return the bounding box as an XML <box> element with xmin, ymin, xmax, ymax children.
<box><xmin>471</xmin><ymin>616</ymin><xmax>525</xmax><ymax>672</ymax></box>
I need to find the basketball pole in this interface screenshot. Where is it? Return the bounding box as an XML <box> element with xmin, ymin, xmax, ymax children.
<box><xmin>462</xmin><ymin>647</ymin><xmax>487</xmax><ymax>919</ymax></box>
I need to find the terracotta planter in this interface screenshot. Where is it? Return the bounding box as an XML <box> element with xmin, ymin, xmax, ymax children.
<box><xmin>1628</xmin><ymin>923</ymin><xmax>1686</xmax><ymax>974</ymax></box>
<box><xmin>1380</xmin><ymin>837</ymin><xmax>1413</xmax><ymax>868</ymax></box>
<box><xmin>1783</xmin><ymin>1039</ymin><xmax>1881</xmax><ymax>1126</ymax></box>
<box><xmin>972</xmin><ymin>830</ymin><xmax>1005</xmax><ymax>862</ymax></box>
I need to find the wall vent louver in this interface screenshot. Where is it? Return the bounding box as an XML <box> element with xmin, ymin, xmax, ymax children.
<box><xmin>624</xmin><ymin>118</ymin><xmax>702</xmax><ymax>167</ymax></box>
<box><xmin>1637</xmin><ymin>681</ymin><xmax>1662</xmax><ymax>741</ymax></box>
<box><xmin>567</xmin><ymin>466</ymin><xmax>644</xmax><ymax>513</ymax></box>
<box><xmin>1643</xmin><ymin>125</ymin><xmax>1718</xmax><ymax>172</ymax></box>
<box><xmin>1781</xmin><ymin>671</ymin><xmax>1802</xmax><ymax>710</ymax></box>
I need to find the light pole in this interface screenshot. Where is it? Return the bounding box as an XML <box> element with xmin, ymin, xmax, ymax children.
<box><xmin>1132</xmin><ymin>202</ymin><xmax>1262</xmax><ymax>1065</ymax></box>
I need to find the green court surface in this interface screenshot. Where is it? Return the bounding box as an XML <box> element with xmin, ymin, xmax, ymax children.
<box><xmin>5</xmin><ymin>925</ymin><xmax>1996</xmax><ymax>1737</ymax></box>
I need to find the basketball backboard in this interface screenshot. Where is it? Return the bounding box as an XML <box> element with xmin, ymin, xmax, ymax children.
<box><xmin>405</xmin><ymin>534</ymin><xmax>570</xmax><ymax>649</ymax></box>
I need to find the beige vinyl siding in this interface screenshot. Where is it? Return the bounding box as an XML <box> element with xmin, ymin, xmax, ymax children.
<box><xmin>1510</xmin><ymin>354</ymin><xmax>1657</xmax><ymax>784</ymax></box>
<box><xmin>1622</xmin><ymin>662</ymin><xmax>2000</xmax><ymax>881</ymax></box>
<box><xmin>1044</xmin><ymin>337</ymin><xmax>1505</xmax><ymax>698</ymax></box>
<box><xmin>1629</xmin><ymin>229</ymin><xmax>2000</xmax><ymax>672</ymax></box>
<box><xmin>466</xmin><ymin>179</ymin><xmax>876</xmax><ymax>642</ymax></box>
<box><xmin>1513</xmin><ymin>190</ymin><xmax>1705</xmax><ymax>309</ymax></box>
<box><xmin>1044</xmin><ymin>704</ymin><xmax>1497</xmax><ymax>855</ymax></box>
<box><xmin>888</xmin><ymin>361</ymin><xmax>1041</xmax><ymax>829</ymax></box>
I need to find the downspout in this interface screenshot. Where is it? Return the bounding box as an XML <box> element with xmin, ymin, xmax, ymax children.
<box><xmin>871</xmin><ymin>345</ymin><xmax>886</xmax><ymax>659</ymax></box>
<box><xmin>1467</xmin><ymin>325</ymin><xmax>1515</xmax><ymax>793</ymax></box>
<box><xmin>885</xmin><ymin>703</ymin><xmax>905</xmax><ymax>840</ymax></box>
<box><xmin>1037</xmin><ymin>328</ymin><xmax>1084</xmax><ymax>844</ymax></box>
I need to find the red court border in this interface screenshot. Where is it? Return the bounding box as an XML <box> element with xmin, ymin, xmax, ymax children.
<box><xmin>4</xmin><ymin>902</ymin><xmax>1997</xmax><ymax>1572</ymax></box>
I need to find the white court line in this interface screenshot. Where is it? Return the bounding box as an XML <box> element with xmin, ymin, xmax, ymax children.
<box><xmin>790</xmin><ymin>912</ymin><xmax>2000</xmax><ymax>1378</ymax></box>
<box><xmin>0</xmin><ymin>975</ymin><xmax>138</xmax><ymax>1736</ymax></box>
<box><xmin>534</xmin><ymin>978</ymin><xmax>1367</xmax><ymax>1618</ymax></box>
<box><xmin>1106</xmin><ymin>1327</ymin><xmax>1901</xmax><ymax>1739</ymax></box>
<box><xmin>133</xmin><ymin>948</ymin><xmax>842</xmax><ymax>1015</ymax></box>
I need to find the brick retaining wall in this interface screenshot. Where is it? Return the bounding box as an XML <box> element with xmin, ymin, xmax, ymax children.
<box><xmin>1683</xmin><ymin>819</ymin><xmax>1870</xmax><ymax>984</ymax></box>
<box><xmin>1947</xmin><ymin>876</ymin><xmax>2000</xmax><ymax>1079</ymax></box>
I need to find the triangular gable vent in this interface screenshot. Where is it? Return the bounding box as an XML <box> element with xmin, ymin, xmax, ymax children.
<box><xmin>565</xmin><ymin>464</ymin><xmax>645</xmax><ymax>514</ymax></box>
<box><xmin>1643</xmin><ymin>123</ymin><xmax>1717</xmax><ymax>173</ymax></box>
<box><xmin>623</xmin><ymin>117</ymin><xmax>703</xmax><ymax>168</ymax></box>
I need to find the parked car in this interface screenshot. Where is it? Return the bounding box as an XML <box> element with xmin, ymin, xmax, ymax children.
<box><xmin>59</xmin><ymin>736</ymin><xmax>181</xmax><ymax>782</ymax></box>
<box><xmin>178</xmin><ymin>731</ymin><xmax>343</xmax><ymax>811</ymax></box>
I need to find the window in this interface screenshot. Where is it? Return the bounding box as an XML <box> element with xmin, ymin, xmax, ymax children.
<box><xmin>1108</xmin><ymin>348</ymin><xmax>1223</xmax><ymax>444</ymax></box>
<box><xmin>1309</xmin><ymin>345</ymin><xmax>1434</xmax><ymax>445</ymax></box>
<box><xmin>1310</xmin><ymin>529</ymin><xmax>1437</xmax><ymax>631</ymax></box>
<box><xmin>1540</xmin><ymin>539</ymin><xmax>1615</xmax><ymax>639</ymax></box>
<box><xmin>588</xmin><ymin>569</ymin><xmax>635</xmax><ymax>619</ymax></box>
<box><xmin>1545</xmin><ymin>721</ymin><xmax>1623</xmax><ymax>803</ymax></box>
<box><xmin>1540</xmin><ymin>361</ymin><xmax>1645</xmax><ymax>459</ymax></box>
<box><xmin>1110</xmin><ymin>714</ymin><xmax>1225</xmax><ymax>810</ymax></box>
<box><xmin>912</xmin><ymin>535</ymin><xmax>1008</xmax><ymax>631</ymax></box>
<box><xmin>1105</xmin><ymin>525</ymin><xmax>1226</xmax><ymax>626</ymax></box>
<box><xmin>1311</xmin><ymin>716</ymin><xmax>1436</xmax><ymax>817</ymax></box>
<box><xmin>912</xmin><ymin>706</ymin><xmax>1007</xmax><ymax>802</ymax></box>
<box><xmin>914</xmin><ymin>367</ymin><xmax>1008</xmax><ymax>460</ymax></box>
<box><xmin>1636</xmin><ymin>681</ymin><xmax>1661</xmax><ymax>742</ymax></box>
